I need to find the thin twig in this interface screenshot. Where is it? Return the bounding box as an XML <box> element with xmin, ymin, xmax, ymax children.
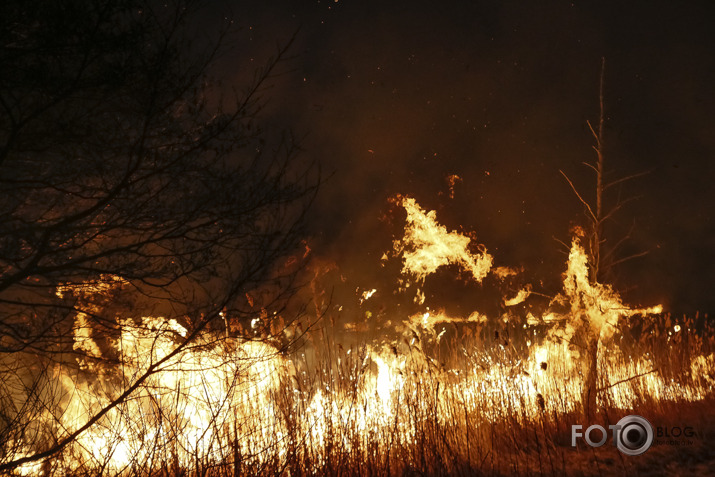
<box><xmin>604</xmin><ymin>170</ymin><xmax>652</xmax><ymax>191</ymax></box>
<box><xmin>559</xmin><ymin>170</ymin><xmax>597</xmax><ymax>222</ymax></box>
<box><xmin>597</xmin><ymin>368</ymin><xmax>658</xmax><ymax>392</ymax></box>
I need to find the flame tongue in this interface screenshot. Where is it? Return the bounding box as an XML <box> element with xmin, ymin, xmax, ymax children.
<box><xmin>561</xmin><ymin>238</ymin><xmax>663</xmax><ymax>341</ymax></box>
<box><xmin>394</xmin><ymin>197</ymin><xmax>493</xmax><ymax>282</ymax></box>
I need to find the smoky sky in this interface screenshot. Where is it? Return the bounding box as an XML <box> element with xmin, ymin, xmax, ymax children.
<box><xmin>213</xmin><ymin>1</ymin><xmax>715</xmax><ymax>314</ymax></box>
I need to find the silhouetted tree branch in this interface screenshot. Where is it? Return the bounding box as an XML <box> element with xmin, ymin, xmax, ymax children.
<box><xmin>0</xmin><ymin>0</ymin><xmax>317</xmax><ymax>471</ymax></box>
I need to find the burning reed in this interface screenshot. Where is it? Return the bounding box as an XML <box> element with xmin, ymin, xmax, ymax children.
<box><xmin>1</xmin><ymin>197</ymin><xmax>714</xmax><ymax>476</ymax></box>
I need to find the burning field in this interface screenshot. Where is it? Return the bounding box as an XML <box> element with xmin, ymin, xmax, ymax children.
<box><xmin>2</xmin><ymin>196</ymin><xmax>713</xmax><ymax>476</ymax></box>
<box><xmin>2</xmin><ymin>2</ymin><xmax>715</xmax><ymax>476</ymax></box>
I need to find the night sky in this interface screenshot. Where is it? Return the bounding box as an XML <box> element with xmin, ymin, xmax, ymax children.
<box><xmin>215</xmin><ymin>1</ymin><xmax>715</xmax><ymax>315</ymax></box>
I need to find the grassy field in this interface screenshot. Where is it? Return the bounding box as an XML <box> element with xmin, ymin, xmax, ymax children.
<box><xmin>8</xmin><ymin>310</ymin><xmax>710</xmax><ymax>476</ymax></box>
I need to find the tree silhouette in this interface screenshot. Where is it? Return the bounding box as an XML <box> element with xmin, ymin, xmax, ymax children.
<box><xmin>0</xmin><ymin>1</ymin><xmax>316</xmax><ymax>471</ymax></box>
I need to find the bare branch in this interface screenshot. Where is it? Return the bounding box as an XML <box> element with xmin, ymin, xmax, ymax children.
<box><xmin>559</xmin><ymin>170</ymin><xmax>597</xmax><ymax>223</ymax></box>
<box><xmin>607</xmin><ymin>250</ymin><xmax>650</xmax><ymax>269</ymax></box>
<box><xmin>603</xmin><ymin>170</ymin><xmax>652</xmax><ymax>191</ymax></box>
<box><xmin>0</xmin><ymin>2</ymin><xmax>316</xmax><ymax>471</ymax></box>
<box><xmin>586</xmin><ymin>120</ymin><xmax>600</xmax><ymax>146</ymax></box>
<box><xmin>600</xmin><ymin>195</ymin><xmax>642</xmax><ymax>223</ymax></box>
<box><xmin>597</xmin><ymin>368</ymin><xmax>658</xmax><ymax>393</ymax></box>
<box><xmin>552</xmin><ymin>235</ymin><xmax>571</xmax><ymax>253</ymax></box>
<box><xmin>582</xmin><ymin>161</ymin><xmax>598</xmax><ymax>174</ymax></box>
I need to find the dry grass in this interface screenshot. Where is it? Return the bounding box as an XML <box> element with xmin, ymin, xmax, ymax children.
<box><xmin>2</xmin><ymin>312</ymin><xmax>714</xmax><ymax>476</ymax></box>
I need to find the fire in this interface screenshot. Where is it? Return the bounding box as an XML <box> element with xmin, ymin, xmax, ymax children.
<box><xmin>394</xmin><ymin>196</ymin><xmax>493</xmax><ymax>282</ymax></box>
<box><xmin>504</xmin><ymin>285</ymin><xmax>531</xmax><ymax>306</ymax></box>
<box><xmin>2</xmin><ymin>196</ymin><xmax>713</xmax><ymax>475</ymax></box>
<box><xmin>560</xmin><ymin>237</ymin><xmax>661</xmax><ymax>341</ymax></box>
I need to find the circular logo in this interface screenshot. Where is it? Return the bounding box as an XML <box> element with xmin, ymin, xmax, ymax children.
<box><xmin>615</xmin><ymin>415</ymin><xmax>653</xmax><ymax>456</ymax></box>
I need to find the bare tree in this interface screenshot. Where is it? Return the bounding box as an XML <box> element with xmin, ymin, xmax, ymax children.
<box><xmin>559</xmin><ymin>57</ymin><xmax>649</xmax><ymax>421</ymax></box>
<box><xmin>0</xmin><ymin>0</ymin><xmax>316</xmax><ymax>472</ymax></box>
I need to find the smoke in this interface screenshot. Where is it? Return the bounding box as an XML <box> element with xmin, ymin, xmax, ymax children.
<box><xmin>220</xmin><ymin>0</ymin><xmax>715</xmax><ymax>314</ymax></box>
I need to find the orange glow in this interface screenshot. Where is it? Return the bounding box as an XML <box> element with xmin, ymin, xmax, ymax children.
<box><xmin>4</xmin><ymin>196</ymin><xmax>713</xmax><ymax>475</ymax></box>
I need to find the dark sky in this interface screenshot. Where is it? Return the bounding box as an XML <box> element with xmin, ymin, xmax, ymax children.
<box><xmin>216</xmin><ymin>1</ymin><xmax>715</xmax><ymax>315</ymax></box>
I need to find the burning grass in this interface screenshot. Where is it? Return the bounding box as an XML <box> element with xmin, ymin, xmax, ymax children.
<box><xmin>4</xmin><ymin>310</ymin><xmax>712</xmax><ymax>476</ymax></box>
<box><xmin>2</xmin><ymin>197</ymin><xmax>714</xmax><ymax>476</ymax></box>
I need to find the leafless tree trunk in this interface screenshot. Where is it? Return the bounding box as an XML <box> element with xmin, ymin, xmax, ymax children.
<box><xmin>583</xmin><ymin>57</ymin><xmax>606</xmax><ymax>423</ymax></box>
<box><xmin>560</xmin><ymin>57</ymin><xmax>648</xmax><ymax>421</ymax></box>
